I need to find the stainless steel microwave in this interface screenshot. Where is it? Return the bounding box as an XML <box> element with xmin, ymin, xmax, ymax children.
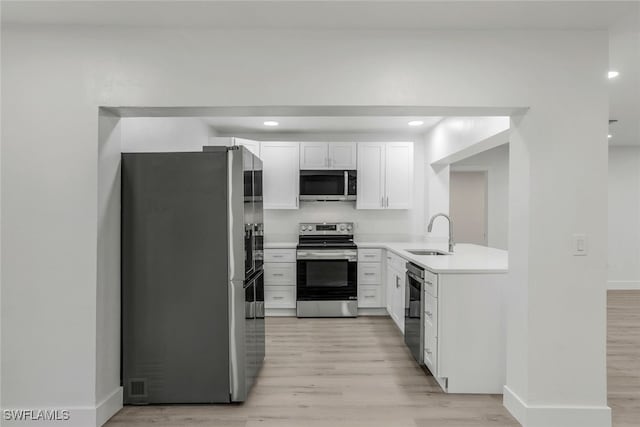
<box><xmin>299</xmin><ymin>170</ymin><xmax>357</xmax><ymax>201</ymax></box>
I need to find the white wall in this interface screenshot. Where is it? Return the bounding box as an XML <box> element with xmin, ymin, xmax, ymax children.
<box><xmin>1</xmin><ymin>26</ymin><xmax>610</xmax><ymax>427</ymax></box>
<box><xmin>96</xmin><ymin>110</ymin><xmax>123</xmax><ymax>424</ymax></box>
<box><xmin>120</xmin><ymin>117</ymin><xmax>210</xmax><ymax>152</ymax></box>
<box><xmin>451</xmin><ymin>144</ymin><xmax>509</xmax><ymax>250</ymax></box>
<box><xmin>423</xmin><ymin>117</ymin><xmax>509</xmax><ymax>244</ymax></box>
<box><xmin>608</xmin><ymin>146</ymin><xmax>640</xmax><ymax>289</ymax></box>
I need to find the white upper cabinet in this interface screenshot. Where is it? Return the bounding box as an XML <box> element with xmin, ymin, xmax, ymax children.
<box><xmin>385</xmin><ymin>142</ymin><xmax>414</xmax><ymax>209</ymax></box>
<box><xmin>300</xmin><ymin>142</ymin><xmax>328</xmax><ymax>169</ymax></box>
<box><xmin>328</xmin><ymin>142</ymin><xmax>357</xmax><ymax>169</ymax></box>
<box><xmin>356</xmin><ymin>143</ymin><xmax>386</xmax><ymax>209</ymax></box>
<box><xmin>357</xmin><ymin>142</ymin><xmax>413</xmax><ymax>210</ymax></box>
<box><xmin>234</xmin><ymin>137</ymin><xmax>261</xmax><ymax>158</ymax></box>
<box><xmin>299</xmin><ymin>142</ymin><xmax>357</xmax><ymax>170</ymax></box>
<box><xmin>261</xmin><ymin>142</ymin><xmax>300</xmax><ymax>209</ymax></box>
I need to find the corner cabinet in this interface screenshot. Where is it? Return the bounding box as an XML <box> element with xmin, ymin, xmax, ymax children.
<box><xmin>300</xmin><ymin>142</ymin><xmax>357</xmax><ymax>170</ymax></box>
<box><xmin>261</xmin><ymin>142</ymin><xmax>300</xmax><ymax>209</ymax></box>
<box><xmin>356</xmin><ymin>142</ymin><xmax>413</xmax><ymax>210</ymax></box>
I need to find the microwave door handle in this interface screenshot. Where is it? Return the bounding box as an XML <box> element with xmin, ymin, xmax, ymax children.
<box><xmin>344</xmin><ymin>171</ymin><xmax>348</xmax><ymax>197</ymax></box>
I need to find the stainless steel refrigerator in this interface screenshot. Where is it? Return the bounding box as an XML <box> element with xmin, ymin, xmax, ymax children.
<box><xmin>121</xmin><ymin>146</ymin><xmax>265</xmax><ymax>404</ymax></box>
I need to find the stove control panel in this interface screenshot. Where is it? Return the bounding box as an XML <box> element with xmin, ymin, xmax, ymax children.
<box><xmin>299</xmin><ymin>222</ymin><xmax>354</xmax><ymax>235</ymax></box>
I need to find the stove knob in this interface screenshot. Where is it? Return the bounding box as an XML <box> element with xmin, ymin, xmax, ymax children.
<box><xmin>340</xmin><ymin>224</ymin><xmax>346</xmax><ymax>231</ymax></box>
<box><xmin>347</xmin><ymin>225</ymin><xmax>353</xmax><ymax>231</ymax></box>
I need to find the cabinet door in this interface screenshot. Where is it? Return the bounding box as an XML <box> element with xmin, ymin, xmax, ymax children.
<box><xmin>385</xmin><ymin>142</ymin><xmax>413</xmax><ymax>209</ymax></box>
<box><xmin>300</xmin><ymin>142</ymin><xmax>328</xmax><ymax>169</ymax></box>
<box><xmin>261</xmin><ymin>142</ymin><xmax>300</xmax><ymax>209</ymax></box>
<box><xmin>392</xmin><ymin>270</ymin><xmax>406</xmax><ymax>333</ymax></box>
<box><xmin>329</xmin><ymin>142</ymin><xmax>357</xmax><ymax>169</ymax></box>
<box><xmin>385</xmin><ymin>258</ymin><xmax>394</xmax><ymax>315</ymax></box>
<box><xmin>234</xmin><ymin>138</ymin><xmax>261</xmax><ymax>158</ymax></box>
<box><xmin>356</xmin><ymin>143</ymin><xmax>386</xmax><ymax>209</ymax></box>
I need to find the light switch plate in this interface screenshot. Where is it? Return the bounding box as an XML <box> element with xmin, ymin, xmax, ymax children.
<box><xmin>573</xmin><ymin>233</ymin><xmax>588</xmax><ymax>256</ymax></box>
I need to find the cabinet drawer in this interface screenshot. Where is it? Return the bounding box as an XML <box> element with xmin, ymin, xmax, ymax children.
<box><xmin>424</xmin><ymin>270</ymin><xmax>438</xmax><ymax>297</ymax></box>
<box><xmin>358</xmin><ymin>285</ymin><xmax>383</xmax><ymax>308</ymax></box>
<box><xmin>358</xmin><ymin>248</ymin><xmax>382</xmax><ymax>262</ymax></box>
<box><xmin>264</xmin><ymin>263</ymin><xmax>296</xmax><ymax>286</ymax></box>
<box><xmin>264</xmin><ymin>286</ymin><xmax>296</xmax><ymax>309</ymax></box>
<box><xmin>424</xmin><ymin>293</ymin><xmax>438</xmax><ymax>335</ymax></box>
<box><xmin>424</xmin><ymin>331</ymin><xmax>438</xmax><ymax>375</ymax></box>
<box><xmin>264</xmin><ymin>249</ymin><xmax>296</xmax><ymax>263</ymax></box>
<box><xmin>385</xmin><ymin>251</ymin><xmax>407</xmax><ymax>272</ymax></box>
<box><xmin>358</xmin><ymin>263</ymin><xmax>381</xmax><ymax>284</ymax></box>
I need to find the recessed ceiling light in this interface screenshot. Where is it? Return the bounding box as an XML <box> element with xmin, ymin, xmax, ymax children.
<box><xmin>408</xmin><ymin>120</ymin><xmax>424</xmax><ymax>126</ymax></box>
<box><xmin>263</xmin><ymin>121</ymin><xmax>279</xmax><ymax>127</ymax></box>
<box><xmin>608</xmin><ymin>134</ymin><xmax>612</xmax><ymax>139</ymax></box>
<box><xmin>608</xmin><ymin>71</ymin><xmax>620</xmax><ymax>79</ymax></box>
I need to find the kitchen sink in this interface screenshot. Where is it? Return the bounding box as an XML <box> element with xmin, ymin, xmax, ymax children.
<box><xmin>405</xmin><ymin>249</ymin><xmax>451</xmax><ymax>256</ymax></box>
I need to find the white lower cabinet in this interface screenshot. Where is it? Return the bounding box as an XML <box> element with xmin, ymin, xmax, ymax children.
<box><xmin>384</xmin><ymin>250</ymin><xmax>406</xmax><ymax>332</ymax></box>
<box><xmin>423</xmin><ymin>272</ymin><xmax>507</xmax><ymax>394</ymax></box>
<box><xmin>357</xmin><ymin>250</ymin><xmax>384</xmax><ymax>309</ymax></box>
<box><xmin>423</xmin><ymin>292</ymin><xmax>438</xmax><ymax>374</ymax></box>
<box><xmin>264</xmin><ymin>286</ymin><xmax>296</xmax><ymax>308</ymax></box>
<box><xmin>264</xmin><ymin>263</ymin><xmax>295</xmax><ymax>285</ymax></box>
<box><xmin>264</xmin><ymin>249</ymin><xmax>296</xmax><ymax>310</ymax></box>
<box><xmin>358</xmin><ymin>285</ymin><xmax>382</xmax><ymax>308</ymax></box>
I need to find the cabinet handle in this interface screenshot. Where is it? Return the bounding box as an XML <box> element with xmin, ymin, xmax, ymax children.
<box><xmin>396</xmin><ymin>277</ymin><xmax>400</xmax><ymax>288</ymax></box>
<box><xmin>426</xmin><ymin>281</ymin><xmax>433</xmax><ymax>286</ymax></box>
<box><xmin>272</xmin><ymin>296</ymin><xmax>284</xmax><ymax>300</ymax></box>
<box><xmin>273</xmin><ymin>255</ymin><xmax>284</xmax><ymax>258</ymax></box>
<box><xmin>365</xmin><ymin>295</ymin><xmax>375</xmax><ymax>299</ymax></box>
<box><xmin>364</xmin><ymin>255</ymin><xmax>375</xmax><ymax>258</ymax></box>
<box><xmin>426</xmin><ymin>311</ymin><xmax>432</xmax><ymax>317</ymax></box>
<box><xmin>426</xmin><ymin>348</ymin><xmax>432</xmax><ymax>355</ymax></box>
<box><xmin>364</xmin><ymin>272</ymin><xmax>375</xmax><ymax>276</ymax></box>
<box><xmin>272</xmin><ymin>273</ymin><xmax>284</xmax><ymax>277</ymax></box>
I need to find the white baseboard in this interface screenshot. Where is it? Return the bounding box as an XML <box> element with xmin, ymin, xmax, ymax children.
<box><xmin>608</xmin><ymin>280</ymin><xmax>640</xmax><ymax>290</ymax></box>
<box><xmin>96</xmin><ymin>387</ymin><xmax>123</xmax><ymax>426</ymax></box>
<box><xmin>358</xmin><ymin>308</ymin><xmax>388</xmax><ymax>316</ymax></box>
<box><xmin>1</xmin><ymin>387</ymin><xmax>123</xmax><ymax>427</ymax></box>
<box><xmin>503</xmin><ymin>385</ymin><xmax>611</xmax><ymax>427</ymax></box>
<box><xmin>265</xmin><ymin>308</ymin><xmax>296</xmax><ymax>317</ymax></box>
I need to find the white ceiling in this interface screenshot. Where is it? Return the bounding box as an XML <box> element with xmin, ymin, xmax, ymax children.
<box><xmin>204</xmin><ymin>116</ymin><xmax>443</xmax><ymax>136</ymax></box>
<box><xmin>3</xmin><ymin>1</ymin><xmax>639</xmax><ymax>145</ymax></box>
<box><xmin>2</xmin><ymin>1</ymin><xmax>639</xmax><ymax>30</ymax></box>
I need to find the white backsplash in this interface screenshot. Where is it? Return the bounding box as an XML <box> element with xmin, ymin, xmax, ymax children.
<box><xmin>264</xmin><ymin>201</ymin><xmax>427</xmax><ymax>243</ymax></box>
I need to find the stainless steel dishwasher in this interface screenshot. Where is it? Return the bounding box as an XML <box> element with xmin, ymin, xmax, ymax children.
<box><xmin>404</xmin><ymin>262</ymin><xmax>424</xmax><ymax>364</ymax></box>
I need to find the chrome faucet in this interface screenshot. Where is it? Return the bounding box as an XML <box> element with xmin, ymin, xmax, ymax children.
<box><xmin>427</xmin><ymin>213</ymin><xmax>454</xmax><ymax>253</ymax></box>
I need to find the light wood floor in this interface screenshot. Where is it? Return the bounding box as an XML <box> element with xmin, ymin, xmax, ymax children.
<box><xmin>608</xmin><ymin>290</ymin><xmax>640</xmax><ymax>427</ymax></box>
<box><xmin>106</xmin><ymin>290</ymin><xmax>639</xmax><ymax>427</ymax></box>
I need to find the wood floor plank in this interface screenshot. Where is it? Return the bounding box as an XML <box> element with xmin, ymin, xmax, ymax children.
<box><xmin>106</xmin><ymin>291</ymin><xmax>639</xmax><ymax>427</ymax></box>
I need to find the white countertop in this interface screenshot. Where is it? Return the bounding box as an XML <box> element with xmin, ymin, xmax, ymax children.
<box><xmin>265</xmin><ymin>240</ymin><xmax>508</xmax><ymax>274</ymax></box>
<box><xmin>358</xmin><ymin>242</ymin><xmax>508</xmax><ymax>274</ymax></box>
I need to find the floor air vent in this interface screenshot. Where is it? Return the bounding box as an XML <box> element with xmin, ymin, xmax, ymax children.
<box><xmin>128</xmin><ymin>379</ymin><xmax>147</xmax><ymax>397</ymax></box>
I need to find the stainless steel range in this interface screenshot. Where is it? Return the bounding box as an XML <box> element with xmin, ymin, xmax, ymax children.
<box><xmin>296</xmin><ymin>222</ymin><xmax>358</xmax><ymax>317</ymax></box>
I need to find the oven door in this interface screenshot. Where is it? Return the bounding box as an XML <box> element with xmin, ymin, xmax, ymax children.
<box><xmin>296</xmin><ymin>250</ymin><xmax>357</xmax><ymax>300</ymax></box>
<box><xmin>299</xmin><ymin>170</ymin><xmax>356</xmax><ymax>201</ymax></box>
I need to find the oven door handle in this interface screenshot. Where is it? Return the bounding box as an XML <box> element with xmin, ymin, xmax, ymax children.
<box><xmin>297</xmin><ymin>251</ymin><xmax>357</xmax><ymax>261</ymax></box>
<box><xmin>344</xmin><ymin>171</ymin><xmax>348</xmax><ymax>197</ymax></box>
